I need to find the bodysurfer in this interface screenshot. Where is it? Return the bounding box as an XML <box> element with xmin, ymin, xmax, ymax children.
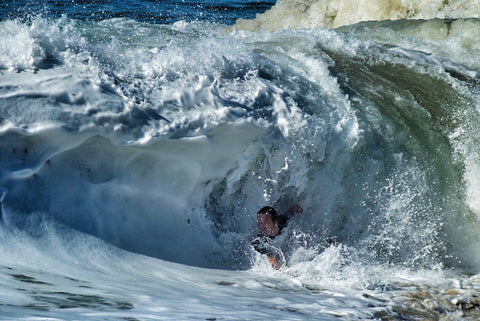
<box><xmin>252</xmin><ymin>204</ymin><xmax>302</xmax><ymax>269</ymax></box>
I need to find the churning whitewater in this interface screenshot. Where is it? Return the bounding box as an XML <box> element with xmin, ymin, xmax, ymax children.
<box><xmin>2</xmin><ymin>0</ymin><xmax>480</xmax><ymax>320</ymax></box>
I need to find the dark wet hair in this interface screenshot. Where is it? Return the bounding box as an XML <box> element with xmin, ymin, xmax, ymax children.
<box><xmin>257</xmin><ymin>206</ymin><xmax>278</xmax><ymax>220</ymax></box>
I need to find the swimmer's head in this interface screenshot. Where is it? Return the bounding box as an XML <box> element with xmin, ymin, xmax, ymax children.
<box><xmin>257</xmin><ymin>206</ymin><xmax>280</xmax><ymax>237</ymax></box>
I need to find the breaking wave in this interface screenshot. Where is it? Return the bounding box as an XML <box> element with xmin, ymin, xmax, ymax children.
<box><xmin>1</xmin><ymin>15</ymin><xmax>480</xmax><ymax>275</ymax></box>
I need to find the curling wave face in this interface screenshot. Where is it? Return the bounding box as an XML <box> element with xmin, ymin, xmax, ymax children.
<box><xmin>1</xmin><ymin>14</ymin><xmax>480</xmax><ymax>276</ymax></box>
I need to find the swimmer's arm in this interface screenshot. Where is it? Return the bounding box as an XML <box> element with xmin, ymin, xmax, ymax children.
<box><xmin>268</xmin><ymin>255</ymin><xmax>282</xmax><ymax>270</ymax></box>
<box><xmin>284</xmin><ymin>204</ymin><xmax>303</xmax><ymax>219</ymax></box>
<box><xmin>252</xmin><ymin>238</ymin><xmax>284</xmax><ymax>269</ymax></box>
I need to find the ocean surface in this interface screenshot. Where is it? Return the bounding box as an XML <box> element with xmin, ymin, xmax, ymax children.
<box><xmin>2</xmin><ymin>0</ymin><xmax>480</xmax><ymax>320</ymax></box>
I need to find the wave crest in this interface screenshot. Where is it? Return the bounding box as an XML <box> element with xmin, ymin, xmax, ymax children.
<box><xmin>235</xmin><ymin>0</ymin><xmax>480</xmax><ymax>31</ymax></box>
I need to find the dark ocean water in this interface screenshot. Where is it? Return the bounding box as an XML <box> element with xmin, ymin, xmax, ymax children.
<box><xmin>0</xmin><ymin>0</ymin><xmax>275</xmax><ymax>24</ymax></box>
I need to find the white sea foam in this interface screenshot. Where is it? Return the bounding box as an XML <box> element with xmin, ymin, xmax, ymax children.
<box><xmin>235</xmin><ymin>0</ymin><xmax>480</xmax><ymax>31</ymax></box>
<box><xmin>0</xmin><ymin>219</ymin><xmax>384</xmax><ymax>320</ymax></box>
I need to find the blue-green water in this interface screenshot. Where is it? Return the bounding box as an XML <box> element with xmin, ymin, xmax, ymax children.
<box><xmin>0</xmin><ymin>0</ymin><xmax>275</xmax><ymax>24</ymax></box>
